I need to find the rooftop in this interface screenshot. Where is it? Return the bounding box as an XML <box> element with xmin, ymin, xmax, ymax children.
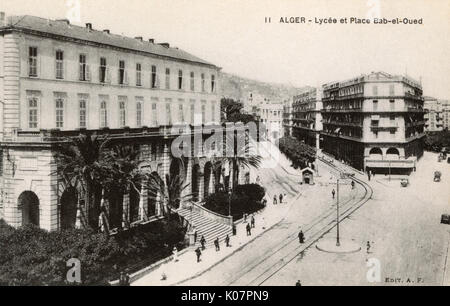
<box><xmin>0</xmin><ymin>15</ymin><xmax>218</xmax><ymax>68</ymax></box>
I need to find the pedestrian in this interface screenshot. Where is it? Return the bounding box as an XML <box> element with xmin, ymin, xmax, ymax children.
<box><xmin>351</xmin><ymin>181</ymin><xmax>355</xmax><ymax>190</ymax></box>
<box><xmin>119</xmin><ymin>271</ymin><xmax>130</xmax><ymax>286</ymax></box>
<box><xmin>214</xmin><ymin>237</ymin><xmax>220</xmax><ymax>251</ymax></box>
<box><xmin>262</xmin><ymin>198</ymin><xmax>267</xmax><ymax>206</ymax></box>
<box><xmin>251</xmin><ymin>215</ymin><xmax>255</xmax><ymax>228</ymax></box>
<box><xmin>366</xmin><ymin>241</ymin><xmax>371</xmax><ymax>254</ymax></box>
<box><xmin>256</xmin><ymin>176</ymin><xmax>261</xmax><ymax>184</ymax></box>
<box><xmin>298</xmin><ymin>230</ymin><xmax>305</xmax><ymax>244</ymax></box>
<box><xmin>246</xmin><ymin>223</ymin><xmax>252</xmax><ymax>236</ymax></box>
<box><xmin>273</xmin><ymin>195</ymin><xmax>278</xmax><ymax>205</ymax></box>
<box><xmin>295</xmin><ymin>280</ymin><xmax>302</xmax><ymax>287</ymax></box>
<box><xmin>244</xmin><ymin>213</ymin><xmax>248</xmax><ymax>222</ymax></box>
<box><xmin>225</xmin><ymin>234</ymin><xmax>231</xmax><ymax>247</ymax></box>
<box><xmin>195</xmin><ymin>247</ymin><xmax>202</xmax><ymax>263</ymax></box>
<box><xmin>332</xmin><ymin>189</ymin><xmax>336</xmax><ymax>199</ymax></box>
<box><xmin>172</xmin><ymin>246</ymin><xmax>178</xmax><ymax>262</ymax></box>
<box><xmin>200</xmin><ymin>236</ymin><xmax>206</xmax><ymax>250</ymax></box>
<box><xmin>279</xmin><ymin>193</ymin><xmax>283</xmax><ymax>204</ymax></box>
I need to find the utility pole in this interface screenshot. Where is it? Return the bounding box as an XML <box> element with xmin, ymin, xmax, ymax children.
<box><xmin>336</xmin><ymin>178</ymin><xmax>340</xmax><ymax>247</ymax></box>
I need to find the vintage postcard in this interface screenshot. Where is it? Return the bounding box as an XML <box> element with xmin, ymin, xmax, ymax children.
<box><xmin>0</xmin><ymin>0</ymin><xmax>449</xmax><ymax>294</ymax></box>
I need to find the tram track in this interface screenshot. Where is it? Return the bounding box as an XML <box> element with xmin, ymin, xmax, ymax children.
<box><xmin>223</xmin><ymin>159</ymin><xmax>373</xmax><ymax>286</ymax></box>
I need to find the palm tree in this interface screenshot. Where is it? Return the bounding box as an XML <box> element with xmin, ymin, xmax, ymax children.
<box><xmin>146</xmin><ymin>158</ymin><xmax>192</xmax><ymax>220</ymax></box>
<box><xmin>54</xmin><ymin>132</ymin><xmax>110</xmax><ymax>229</ymax></box>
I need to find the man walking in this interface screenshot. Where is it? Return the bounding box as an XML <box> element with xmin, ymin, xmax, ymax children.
<box><xmin>279</xmin><ymin>193</ymin><xmax>284</xmax><ymax>204</ymax></box>
<box><xmin>295</xmin><ymin>280</ymin><xmax>302</xmax><ymax>287</ymax></box>
<box><xmin>246</xmin><ymin>223</ymin><xmax>252</xmax><ymax>236</ymax></box>
<box><xmin>200</xmin><ymin>236</ymin><xmax>206</xmax><ymax>250</ymax></box>
<box><xmin>214</xmin><ymin>237</ymin><xmax>220</xmax><ymax>251</ymax></box>
<box><xmin>195</xmin><ymin>247</ymin><xmax>202</xmax><ymax>263</ymax></box>
<box><xmin>273</xmin><ymin>195</ymin><xmax>278</xmax><ymax>205</ymax></box>
<box><xmin>332</xmin><ymin>189</ymin><xmax>336</xmax><ymax>199</ymax></box>
<box><xmin>251</xmin><ymin>215</ymin><xmax>255</xmax><ymax>228</ymax></box>
<box><xmin>225</xmin><ymin>234</ymin><xmax>231</xmax><ymax>247</ymax></box>
<box><xmin>298</xmin><ymin>230</ymin><xmax>305</xmax><ymax>244</ymax></box>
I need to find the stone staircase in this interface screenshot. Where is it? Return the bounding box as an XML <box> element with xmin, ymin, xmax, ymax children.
<box><xmin>177</xmin><ymin>207</ymin><xmax>233</xmax><ymax>248</ymax></box>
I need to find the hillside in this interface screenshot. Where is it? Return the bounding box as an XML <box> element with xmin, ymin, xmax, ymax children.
<box><xmin>220</xmin><ymin>72</ymin><xmax>312</xmax><ymax>102</ymax></box>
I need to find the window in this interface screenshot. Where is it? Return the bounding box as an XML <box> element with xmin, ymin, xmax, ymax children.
<box><xmin>29</xmin><ymin>47</ymin><xmax>38</xmax><ymax>77</ymax></box>
<box><xmin>211</xmin><ymin>75</ymin><xmax>216</xmax><ymax>93</ymax></box>
<box><xmin>179</xmin><ymin>103</ymin><xmax>185</xmax><ymax>123</ymax></box>
<box><xmin>373</xmin><ymin>100</ymin><xmax>378</xmax><ymax>111</ymax></box>
<box><xmin>165</xmin><ymin>68</ymin><xmax>170</xmax><ymax>89</ymax></box>
<box><xmin>136</xmin><ymin>101</ymin><xmax>142</xmax><ymax>127</ymax></box>
<box><xmin>0</xmin><ymin>149</ymin><xmax>3</xmax><ymax>177</ymax></box>
<box><xmin>151</xmin><ymin>65</ymin><xmax>157</xmax><ymax>88</ymax></box>
<box><xmin>166</xmin><ymin>101</ymin><xmax>172</xmax><ymax>125</ymax></box>
<box><xmin>151</xmin><ymin>102</ymin><xmax>158</xmax><ymax>126</ymax></box>
<box><xmin>201</xmin><ymin>101</ymin><xmax>206</xmax><ymax>124</ymax></box>
<box><xmin>79</xmin><ymin>54</ymin><xmax>89</xmax><ymax>81</ymax></box>
<box><xmin>55</xmin><ymin>98</ymin><xmax>64</xmax><ymax>128</ymax></box>
<box><xmin>190</xmin><ymin>72</ymin><xmax>195</xmax><ymax>91</ymax></box>
<box><xmin>55</xmin><ymin>50</ymin><xmax>64</xmax><ymax>79</ymax></box>
<box><xmin>190</xmin><ymin>101</ymin><xmax>195</xmax><ymax>125</ymax></box>
<box><xmin>372</xmin><ymin>85</ymin><xmax>378</xmax><ymax>96</ymax></box>
<box><xmin>390</xmin><ymin>115</ymin><xmax>396</xmax><ymax>122</ymax></box>
<box><xmin>389</xmin><ymin>84</ymin><xmax>395</xmax><ymax>96</ymax></box>
<box><xmin>390</xmin><ymin>130</ymin><xmax>395</xmax><ymax>135</ymax></box>
<box><xmin>100</xmin><ymin>100</ymin><xmax>108</xmax><ymax>128</ymax></box>
<box><xmin>211</xmin><ymin>102</ymin><xmax>216</xmax><ymax>122</ymax></box>
<box><xmin>28</xmin><ymin>97</ymin><xmax>38</xmax><ymax>128</ymax></box>
<box><xmin>178</xmin><ymin>70</ymin><xmax>183</xmax><ymax>90</ymax></box>
<box><xmin>99</xmin><ymin>57</ymin><xmax>107</xmax><ymax>83</ymax></box>
<box><xmin>79</xmin><ymin>98</ymin><xmax>87</xmax><ymax>128</ymax></box>
<box><xmin>136</xmin><ymin>63</ymin><xmax>142</xmax><ymax>86</ymax></box>
<box><xmin>119</xmin><ymin>100</ymin><xmax>127</xmax><ymax>127</ymax></box>
<box><xmin>201</xmin><ymin>73</ymin><xmax>205</xmax><ymax>92</ymax></box>
<box><xmin>119</xmin><ymin>60</ymin><xmax>126</xmax><ymax>85</ymax></box>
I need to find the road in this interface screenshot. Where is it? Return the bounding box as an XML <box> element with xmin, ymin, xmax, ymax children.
<box><xmin>180</xmin><ymin>158</ymin><xmax>367</xmax><ymax>286</ymax></box>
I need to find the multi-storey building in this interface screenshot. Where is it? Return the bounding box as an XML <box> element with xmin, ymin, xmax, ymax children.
<box><xmin>321</xmin><ymin>71</ymin><xmax>425</xmax><ymax>174</ymax></box>
<box><xmin>424</xmin><ymin>96</ymin><xmax>444</xmax><ymax>132</ymax></box>
<box><xmin>259</xmin><ymin>102</ymin><xmax>284</xmax><ymax>141</ymax></box>
<box><xmin>291</xmin><ymin>88</ymin><xmax>323</xmax><ymax>150</ymax></box>
<box><xmin>282</xmin><ymin>99</ymin><xmax>293</xmax><ymax>137</ymax></box>
<box><xmin>442</xmin><ymin>100</ymin><xmax>450</xmax><ymax>130</ymax></box>
<box><xmin>0</xmin><ymin>14</ymin><xmax>227</xmax><ymax>231</ymax></box>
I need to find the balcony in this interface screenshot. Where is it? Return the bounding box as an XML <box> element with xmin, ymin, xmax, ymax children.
<box><xmin>326</xmin><ymin>121</ymin><xmax>363</xmax><ymax>127</ymax></box>
<box><xmin>365</xmin><ymin>157</ymin><xmax>416</xmax><ymax>169</ymax></box>
<box><xmin>370</xmin><ymin>123</ymin><xmax>399</xmax><ymax>131</ymax></box>
<box><xmin>322</xmin><ymin>108</ymin><xmax>363</xmax><ymax>113</ymax></box>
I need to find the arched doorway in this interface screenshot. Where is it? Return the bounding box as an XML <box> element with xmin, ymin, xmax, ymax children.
<box><xmin>386</xmin><ymin>147</ymin><xmax>400</xmax><ymax>160</ymax></box>
<box><xmin>369</xmin><ymin>147</ymin><xmax>383</xmax><ymax>160</ymax></box>
<box><xmin>18</xmin><ymin>191</ymin><xmax>40</xmax><ymax>227</ymax></box>
<box><xmin>60</xmin><ymin>187</ymin><xmax>78</xmax><ymax>229</ymax></box>
<box><xmin>204</xmin><ymin>162</ymin><xmax>212</xmax><ymax>198</ymax></box>
<box><xmin>192</xmin><ymin>164</ymin><xmax>200</xmax><ymax>202</ymax></box>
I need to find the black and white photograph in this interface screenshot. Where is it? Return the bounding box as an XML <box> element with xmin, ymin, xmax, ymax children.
<box><xmin>0</xmin><ymin>0</ymin><xmax>449</xmax><ymax>292</ymax></box>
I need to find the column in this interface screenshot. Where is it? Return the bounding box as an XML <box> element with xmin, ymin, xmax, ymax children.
<box><xmin>122</xmin><ymin>193</ymin><xmax>130</xmax><ymax>229</ymax></box>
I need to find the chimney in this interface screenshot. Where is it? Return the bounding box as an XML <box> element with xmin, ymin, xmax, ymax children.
<box><xmin>56</xmin><ymin>19</ymin><xmax>70</xmax><ymax>25</ymax></box>
<box><xmin>148</xmin><ymin>38</ymin><xmax>154</xmax><ymax>43</ymax></box>
<box><xmin>103</xmin><ymin>29</ymin><xmax>110</xmax><ymax>34</ymax></box>
<box><xmin>85</xmin><ymin>23</ymin><xmax>92</xmax><ymax>30</ymax></box>
<box><xmin>159</xmin><ymin>43</ymin><xmax>170</xmax><ymax>48</ymax></box>
<box><xmin>0</xmin><ymin>12</ymin><xmax>5</xmax><ymax>27</ymax></box>
<box><xmin>134</xmin><ymin>36</ymin><xmax>143</xmax><ymax>41</ymax></box>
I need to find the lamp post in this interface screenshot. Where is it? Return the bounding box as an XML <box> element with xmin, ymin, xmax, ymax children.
<box><xmin>336</xmin><ymin>178</ymin><xmax>340</xmax><ymax>247</ymax></box>
<box><xmin>228</xmin><ymin>189</ymin><xmax>232</xmax><ymax>217</ymax></box>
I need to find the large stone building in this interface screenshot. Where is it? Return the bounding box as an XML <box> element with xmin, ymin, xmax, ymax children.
<box><xmin>291</xmin><ymin>88</ymin><xmax>323</xmax><ymax>150</ymax></box>
<box><xmin>442</xmin><ymin>100</ymin><xmax>450</xmax><ymax>130</ymax></box>
<box><xmin>321</xmin><ymin>71</ymin><xmax>425</xmax><ymax>173</ymax></box>
<box><xmin>423</xmin><ymin>97</ymin><xmax>444</xmax><ymax>132</ymax></box>
<box><xmin>0</xmin><ymin>14</ymin><xmax>230</xmax><ymax>231</ymax></box>
<box><xmin>259</xmin><ymin>102</ymin><xmax>284</xmax><ymax>141</ymax></box>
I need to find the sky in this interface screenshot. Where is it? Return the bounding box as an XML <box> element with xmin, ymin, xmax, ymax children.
<box><xmin>1</xmin><ymin>0</ymin><xmax>449</xmax><ymax>99</ymax></box>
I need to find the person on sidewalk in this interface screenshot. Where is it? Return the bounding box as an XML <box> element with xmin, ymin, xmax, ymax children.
<box><xmin>251</xmin><ymin>215</ymin><xmax>255</xmax><ymax>228</ymax></box>
<box><xmin>119</xmin><ymin>271</ymin><xmax>130</xmax><ymax>286</ymax></box>
<box><xmin>295</xmin><ymin>280</ymin><xmax>302</xmax><ymax>287</ymax></box>
<box><xmin>332</xmin><ymin>189</ymin><xmax>336</xmax><ymax>199</ymax></box>
<box><xmin>225</xmin><ymin>234</ymin><xmax>231</xmax><ymax>247</ymax></box>
<box><xmin>172</xmin><ymin>246</ymin><xmax>178</xmax><ymax>262</ymax></box>
<box><xmin>200</xmin><ymin>236</ymin><xmax>206</xmax><ymax>250</ymax></box>
<box><xmin>366</xmin><ymin>241</ymin><xmax>371</xmax><ymax>254</ymax></box>
<box><xmin>273</xmin><ymin>195</ymin><xmax>278</xmax><ymax>205</ymax></box>
<box><xmin>298</xmin><ymin>230</ymin><xmax>305</xmax><ymax>244</ymax></box>
<box><xmin>279</xmin><ymin>193</ymin><xmax>283</xmax><ymax>204</ymax></box>
<box><xmin>351</xmin><ymin>181</ymin><xmax>355</xmax><ymax>190</ymax></box>
<box><xmin>214</xmin><ymin>238</ymin><xmax>220</xmax><ymax>251</ymax></box>
<box><xmin>195</xmin><ymin>247</ymin><xmax>202</xmax><ymax>263</ymax></box>
<box><xmin>246</xmin><ymin>223</ymin><xmax>252</xmax><ymax>236</ymax></box>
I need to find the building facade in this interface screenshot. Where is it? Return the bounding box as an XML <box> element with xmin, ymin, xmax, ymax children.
<box><xmin>0</xmin><ymin>14</ymin><xmax>230</xmax><ymax>231</ymax></box>
<box><xmin>291</xmin><ymin>88</ymin><xmax>323</xmax><ymax>149</ymax></box>
<box><xmin>259</xmin><ymin>102</ymin><xmax>284</xmax><ymax>141</ymax></box>
<box><xmin>423</xmin><ymin>97</ymin><xmax>444</xmax><ymax>132</ymax></box>
<box><xmin>442</xmin><ymin>100</ymin><xmax>450</xmax><ymax>130</ymax></box>
<box><xmin>321</xmin><ymin>71</ymin><xmax>425</xmax><ymax>173</ymax></box>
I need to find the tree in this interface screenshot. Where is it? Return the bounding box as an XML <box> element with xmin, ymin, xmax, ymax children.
<box><xmin>278</xmin><ymin>136</ymin><xmax>316</xmax><ymax>170</ymax></box>
<box><xmin>55</xmin><ymin>132</ymin><xmax>110</xmax><ymax>230</ymax></box>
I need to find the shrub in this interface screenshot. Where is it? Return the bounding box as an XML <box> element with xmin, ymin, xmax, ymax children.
<box><xmin>0</xmin><ymin>217</ymin><xmax>186</xmax><ymax>286</ymax></box>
